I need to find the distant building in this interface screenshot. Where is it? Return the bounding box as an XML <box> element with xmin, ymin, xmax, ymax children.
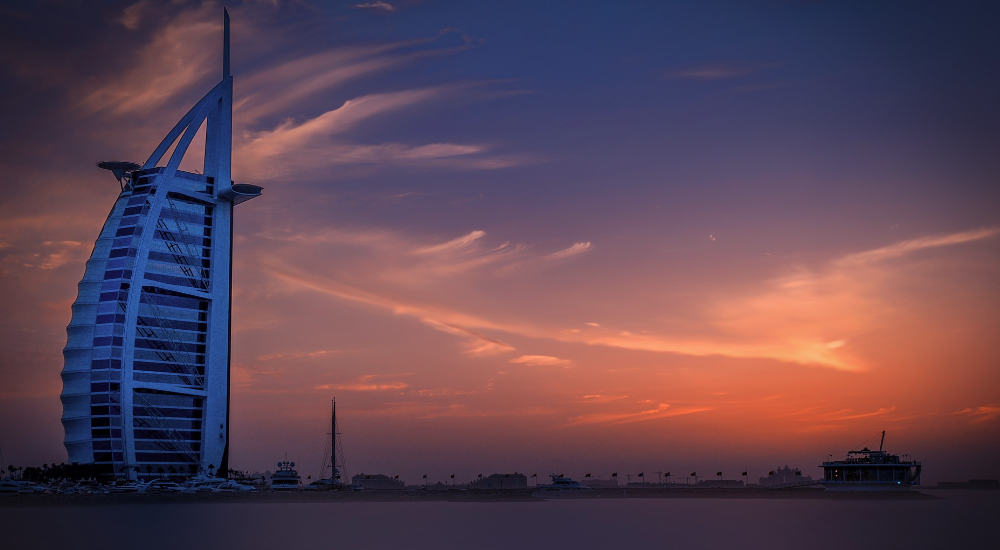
<box><xmin>696</xmin><ymin>479</ymin><xmax>745</xmax><ymax>488</ymax></box>
<box><xmin>469</xmin><ymin>473</ymin><xmax>527</xmax><ymax>489</ymax></box>
<box><xmin>759</xmin><ymin>465</ymin><xmax>813</xmax><ymax>487</ymax></box>
<box><xmin>353</xmin><ymin>473</ymin><xmax>405</xmax><ymax>490</ymax></box>
<box><xmin>583</xmin><ymin>478</ymin><xmax>618</xmax><ymax>488</ymax></box>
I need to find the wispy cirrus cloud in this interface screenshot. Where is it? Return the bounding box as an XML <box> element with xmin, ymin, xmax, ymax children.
<box><xmin>235</xmin><ymin>33</ymin><xmax>478</xmax><ymax>124</ymax></box>
<box><xmin>351</xmin><ymin>1</ymin><xmax>396</xmax><ymax>12</ymax></box>
<box><xmin>825</xmin><ymin>406</ymin><xmax>897</xmax><ymax>421</ymax></box>
<box><xmin>78</xmin><ymin>3</ymin><xmax>515</xmax><ymax>179</ymax></box>
<box><xmin>317</xmin><ymin>378</ymin><xmax>409</xmax><ymax>392</ymax></box>
<box><xmin>256</xmin><ymin>349</ymin><xmax>350</xmax><ymax>361</ymax></box>
<box><xmin>703</xmin><ymin>226</ymin><xmax>1000</xmax><ymax>371</ymax></box>
<box><xmin>545</xmin><ymin>242</ymin><xmax>592</xmax><ymax>260</ymax></box>
<box><xmin>567</xmin><ymin>403</ymin><xmax>713</xmax><ymax>426</ymax></box>
<box><xmin>420</xmin><ymin>318</ymin><xmax>515</xmax><ymax>356</ymax></box>
<box><xmin>260</xmin><ymin>224</ymin><xmax>998</xmax><ymax>372</ymax></box>
<box><xmin>254</xmin><ymin>227</ymin><xmax>590</xmax><ymax>358</ymax></box>
<box><xmin>836</xmin><ymin>227</ymin><xmax>1000</xmax><ymax>265</ymax></box>
<box><xmin>414</xmin><ymin>230</ymin><xmax>485</xmax><ymax>254</ymax></box>
<box><xmin>237</xmin><ymin>86</ymin><xmax>523</xmax><ymax>178</ymax></box>
<box><xmin>953</xmin><ymin>404</ymin><xmax>1000</xmax><ymax>422</ymax></box>
<box><xmin>83</xmin><ymin>2</ymin><xmax>220</xmax><ymax>114</ymax></box>
<box><xmin>509</xmin><ymin>355</ymin><xmax>571</xmax><ymax>367</ymax></box>
<box><xmin>351</xmin><ymin>401</ymin><xmax>553</xmax><ymax>419</ymax></box>
<box><xmin>119</xmin><ymin>0</ymin><xmax>152</xmax><ymax>30</ymax></box>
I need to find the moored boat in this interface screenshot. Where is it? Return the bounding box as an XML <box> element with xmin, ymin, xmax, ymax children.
<box><xmin>270</xmin><ymin>460</ymin><xmax>301</xmax><ymax>492</ymax></box>
<box><xmin>180</xmin><ymin>474</ymin><xmax>227</xmax><ymax>493</ymax></box>
<box><xmin>821</xmin><ymin>431</ymin><xmax>921</xmax><ymax>491</ymax></box>
<box><xmin>532</xmin><ymin>475</ymin><xmax>593</xmax><ymax>498</ymax></box>
<box><xmin>217</xmin><ymin>480</ymin><xmax>256</xmax><ymax>492</ymax></box>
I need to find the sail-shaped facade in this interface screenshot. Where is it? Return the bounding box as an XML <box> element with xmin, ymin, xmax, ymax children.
<box><xmin>60</xmin><ymin>11</ymin><xmax>260</xmax><ymax>480</ymax></box>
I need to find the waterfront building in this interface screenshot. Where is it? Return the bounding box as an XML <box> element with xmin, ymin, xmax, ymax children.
<box><xmin>759</xmin><ymin>465</ymin><xmax>813</xmax><ymax>487</ymax></box>
<box><xmin>352</xmin><ymin>473</ymin><xmax>406</xmax><ymax>490</ymax></box>
<box><xmin>59</xmin><ymin>11</ymin><xmax>261</xmax><ymax>480</ymax></box>
<box><xmin>582</xmin><ymin>478</ymin><xmax>619</xmax><ymax>488</ymax></box>
<box><xmin>469</xmin><ymin>473</ymin><xmax>528</xmax><ymax>489</ymax></box>
<box><xmin>695</xmin><ymin>479</ymin><xmax>745</xmax><ymax>488</ymax></box>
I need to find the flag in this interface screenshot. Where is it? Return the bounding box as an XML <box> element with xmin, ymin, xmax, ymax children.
<box><xmin>394</xmin><ymin>475</ymin><xmax>399</xmax><ymax>479</ymax></box>
<box><xmin>690</xmin><ymin>472</ymin><xmax>696</xmax><ymax>477</ymax></box>
<box><xmin>307</xmin><ymin>476</ymin><xmax>311</xmax><ymax>480</ymax></box>
<box><xmin>531</xmin><ymin>473</ymin><xmax>537</xmax><ymax>478</ymax></box>
<box><xmin>638</xmin><ymin>472</ymin><xmax>644</xmax><ymax>477</ymax></box>
<box><xmin>716</xmin><ymin>472</ymin><xmax>722</xmax><ymax>477</ymax></box>
<box><xmin>769</xmin><ymin>471</ymin><xmax>775</xmax><ymax>476</ymax></box>
<box><xmin>585</xmin><ymin>473</ymin><xmax>591</xmax><ymax>478</ymax></box>
<box><xmin>422</xmin><ymin>474</ymin><xmax>427</xmax><ymax>479</ymax></box>
<box><xmin>665</xmin><ymin>472</ymin><xmax>670</xmax><ymax>477</ymax></box>
<box><xmin>450</xmin><ymin>474</ymin><xmax>455</xmax><ymax>479</ymax></box>
<box><xmin>612</xmin><ymin>473</ymin><xmax>618</xmax><ymax>478</ymax></box>
<box><xmin>742</xmin><ymin>471</ymin><xmax>748</xmax><ymax>476</ymax></box>
<box><xmin>795</xmin><ymin>471</ymin><xmax>802</xmax><ymax>476</ymax></box>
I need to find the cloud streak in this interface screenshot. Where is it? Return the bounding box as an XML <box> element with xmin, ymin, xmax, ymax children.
<box><xmin>545</xmin><ymin>242</ymin><xmax>592</xmax><ymax>260</ymax></box>
<box><xmin>82</xmin><ymin>3</ymin><xmax>220</xmax><ymax>114</ymax></box>
<box><xmin>351</xmin><ymin>2</ymin><xmax>396</xmax><ymax>12</ymax></box>
<box><xmin>567</xmin><ymin>403</ymin><xmax>713</xmax><ymax>426</ymax></box>
<box><xmin>953</xmin><ymin>405</ymin><xmax>1000</xmax><ymax>422</ymax></box>
<box><xmin>237</xmin><ymin>86</ymin><xmax>522</xmax><ymax>178</ymax></box>
<box><xmin>261</xmin><ymin>226</ymin><xmax>999</xmax><ymax>372</ymax></box>
<box><xmin>509</xmin><ymin>355</ymin><xmax>571</xmax><ymax>367</ymax></box>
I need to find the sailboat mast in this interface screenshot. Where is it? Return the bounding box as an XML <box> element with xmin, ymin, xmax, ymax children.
<box><xmin>879</xmin><ymin>430</ymin><xmax>885</xmax><ymax>452</ymax></box>
<box><xmin>330</xmin><ymin>397</ymin><xmax>337</xmax><ymax>479</ymax></box>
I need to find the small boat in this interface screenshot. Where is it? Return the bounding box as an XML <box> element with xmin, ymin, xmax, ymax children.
<box><xmin>0</xmin><ymin>479</ymin><xmax>35</xmax><ymax>495</ymax></box>
<box><xmin>821</xmin><ymin>431</ymin><xmax>921</xmax><ymax>491</ymax></box>
<box><xmin>180</xmin><ymin>474</ymin><xmax>227</xmax><ymax>493</ymax></box>
<box><xmin>217</xmin><ymin>480</ymin><xmax>256</xmax><ymax>492</ymax></box>
<box><xmin>532</xmin><ymin>475</ymin><xmax>593</xmax><ymax>498</ymax></box>
<box><xmin>269</xmin><ymin>460</ymin><xmax>301</xmax><ymax>492</ymax></box>
<box><xmin>141</xmin><ymin>479</ymin><xmax>184</xmax><ymax>493</ymax></box>
<box><xmin>105</xmin><ymin>480</ymin><xmax>142</xmax><ymax>493</ymax></box>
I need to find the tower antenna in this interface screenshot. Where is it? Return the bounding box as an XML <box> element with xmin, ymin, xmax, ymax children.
<box><xmin>223</xmin><ymin>8</ymin><xmax>231</xmax><ymax>78</ymax></box>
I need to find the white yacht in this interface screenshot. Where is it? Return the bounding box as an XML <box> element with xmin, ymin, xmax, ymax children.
<box><xmin>532</xmin><ymin>475</ymin><xmax>594</xmax><ymax>498</ymax></box>
<box><xmin>217</xmin><ymin>480</ymin><xmax>256</xmax><ymax>492</ymax></box>
<box><xmin>269</xmin><ymin>461</ymin><xmax>301</xmax><ymax>492</ymax></box>
<box><xmin>0</xmin><ymin>479</ymin><xmax>35</xmax><ymax>494</ymax></box>
<box><xmin>141</xmin><ymin>479</ymin><xmax>184</xmax><ymax>493</ymax></box>
<box><xmin>181</xmin><ymin>474</ymin><xmax>228</xmax><ymax>493</ymax></box>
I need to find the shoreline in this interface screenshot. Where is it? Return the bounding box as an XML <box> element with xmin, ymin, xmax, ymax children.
<box><xmin>0</xmin><ymin>486</ymin><xmax>939</xmax><ymax>508</ymax></box>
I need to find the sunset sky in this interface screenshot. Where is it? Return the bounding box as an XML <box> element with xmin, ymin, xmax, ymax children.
<box><xmin>1</xmin><ymin>0</ymin><xmax>998</xmax><ymax>484</ymax></box>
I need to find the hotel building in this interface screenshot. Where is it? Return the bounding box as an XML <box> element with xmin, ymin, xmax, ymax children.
<box><xmin>60</xmin><ymin>11</ymin><xmax>260</xmax><ymax>480</ymax></box>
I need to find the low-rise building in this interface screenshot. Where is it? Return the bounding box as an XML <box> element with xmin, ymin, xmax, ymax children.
<box><xmin>759</xmin><ymin>465</ymin><xmax>812</xmax><ymax>487</ymax></box>
<box><xmin>352</xmin><ymin>473</ymin><xmax>405</xmax><ymax>490</ymax></box>
<box><xmin>469</xmin><ymin>473</ymin><xmax>527</xmax><ymax>489</ymax></box>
